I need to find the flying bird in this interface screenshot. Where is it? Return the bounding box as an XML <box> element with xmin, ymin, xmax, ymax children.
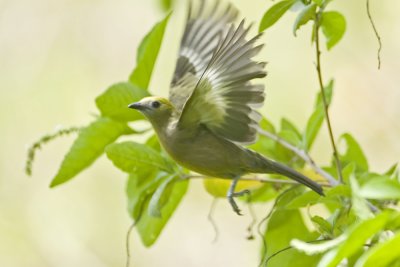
<box><xmin>129</xmin><ymin>0</ymin><xmax>324</xmax><ymax>215</ymax></box>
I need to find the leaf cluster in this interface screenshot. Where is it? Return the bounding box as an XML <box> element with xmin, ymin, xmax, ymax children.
<box><xmin>256</xmin><ymin>0</ymin><xmax>400</xmax><ymax>265</ymax></box>
<box><xmin>259</xmin><ymin>0</ymin><xmax>346</xmax><ymax>50</ymax></box>
<box><xmin>25</xmin><ymin>1</ymin><xmax>400</xmax><ymax>266</ymax></box>
<box><xmin>28</xmin><ymin>15</ymin><xmax>189</xmax><ymax>245</ymax></box>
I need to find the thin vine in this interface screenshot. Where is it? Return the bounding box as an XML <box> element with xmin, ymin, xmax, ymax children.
<box><xmin>366</xmin><ymin>0</ymin><xmax>382</xmax><ymax>69</ymax></box>
<box><xmin>207</xmin><ymin>198</ymin><xmax>220</xmax><ymax>243</ymax></box>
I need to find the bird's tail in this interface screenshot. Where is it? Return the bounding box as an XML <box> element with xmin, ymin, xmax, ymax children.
<box><xmin>250</xmin><ymin>151</ymin><xmax>324</xmax><ymax>195</ymax></box>
<box><xmin>267</xmin><ymin>159</ymin><xmax>324</xmax><ymax>195</ymax></box>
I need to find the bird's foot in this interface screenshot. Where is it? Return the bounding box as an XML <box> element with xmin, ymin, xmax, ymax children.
<box><xmin>227</xmin><ymin>189</ymin><xmax>251</xmax><ymax>216</ymax></box>
<box><xmin>228</xmin><ymin>194</ymin><xmax>243</xmax><ymax>215</ymax></box>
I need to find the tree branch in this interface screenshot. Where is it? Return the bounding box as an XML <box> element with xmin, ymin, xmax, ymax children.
<box><xmin>257</xmin><ymin>128</ymin><xmax>339</xmax><ymax>186</ymax></box>
<box><xmin>314</xmin><ymin>11</ymin><xmax>344</xmax><ymax>183</ymax></box>
<box><xmin>181</xmin><ymin>174</ymin><xmax>332</xmax><ymax>187</ymax></box>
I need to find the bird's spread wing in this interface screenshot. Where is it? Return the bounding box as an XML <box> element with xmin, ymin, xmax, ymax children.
<box><xmin>169</xmin><ymin>0</ymin><xmax>238</xmax><ymax>111</ymax></box>
<box><xmin>172</xmin><ymin>1</ymin><xmax>267</xmax><ymax>144</ymax></box>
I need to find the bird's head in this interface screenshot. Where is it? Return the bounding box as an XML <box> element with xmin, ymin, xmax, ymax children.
<box><xmin>128</xmin><ymin>96</ymin><xmax>175</xmax><ymax>126</ymax></box>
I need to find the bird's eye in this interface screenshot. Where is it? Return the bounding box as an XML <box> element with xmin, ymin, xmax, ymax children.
<box><xmin>151</xmin><ymin>101</ymin><xmax>161</xmax><ymax>108</ymax></box>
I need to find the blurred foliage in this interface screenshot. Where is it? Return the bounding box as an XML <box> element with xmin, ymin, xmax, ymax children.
<box><xmin>25</xmin><ymin>0</ymin><xmax>400</xmax><ymax>266</ymax></box>
<box><xmin>158</xmin><ymin>0</ymin><xmax>174</xmax><ymax>12</ymax></box>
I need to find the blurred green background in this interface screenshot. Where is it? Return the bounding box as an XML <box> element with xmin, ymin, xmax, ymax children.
<box><xmin>1</xmin><ymin>0</ymin><xmax>399</xmax><ymax>266</ymax></box>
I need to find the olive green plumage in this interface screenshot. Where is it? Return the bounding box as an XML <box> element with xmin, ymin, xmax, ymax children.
<box><xmin>128</xmin><ymin>0</ymin><xmax>323</xmax><ymax>214</ymax></box>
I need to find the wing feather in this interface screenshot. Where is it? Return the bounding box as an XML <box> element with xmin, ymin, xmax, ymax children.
<box><xmin>169</xmin><ymin>0</ymin><xmax>267</xmax><ymax>144</ymax></box>
<box><xmin>178</xmin><ymin>18</ymin><xmax>267</xmax><ymax>144</ymax></box>
<box><xmin>169</xmin><ymin>0</ymin><xmax>238</xmax><ymax>108</ymax></box>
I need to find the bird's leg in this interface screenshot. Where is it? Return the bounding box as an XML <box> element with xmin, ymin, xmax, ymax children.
<box><xmin>227</xmin><ymin>176</ymin><xmax>251</xmax><ymax>216</ymax></box>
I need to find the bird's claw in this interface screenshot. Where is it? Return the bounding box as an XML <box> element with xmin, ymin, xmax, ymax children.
<box><xmin>228</xmin><ymin>190</ymin><xmax>252</xmax><ymax>216</ymax></box>
<box><xmin>227</xmin><ymin>178</ymin><xmax>251</xmax><ymax>216</ymax></box>
<box><xmin>228</xmin><ymin>195</ymin><xmax>243</xmax><ymax>216</ymax></box>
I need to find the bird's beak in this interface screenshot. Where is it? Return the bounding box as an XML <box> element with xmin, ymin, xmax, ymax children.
<box><xmin>128</xmin><ymin>102</ymin><xmax>145</xmax><ymax>110</ymax></box>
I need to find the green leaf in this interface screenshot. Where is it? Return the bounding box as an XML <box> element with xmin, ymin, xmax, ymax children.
<box><xmin>106</xmin><ymin>141</ymin><xmax>173</xmax><ymax>173</ymax></box>
<box><xmin>386</xmin><ymin>212</ymin><xmax>400</xmax><ymax>230</ymax></box>
<box><xmin>126</xmin><ymin>171</ymin><xmax>188</xmax><ymax>247</ymax></box>
<box><xmin>339</xmin><ymin>133</ymin><xmax>369</xmax><ymax>172</ymax></box>
<box><xmin>281</xmin><ymin>118</ymin><xmax>302</xmax><ymax>141</ymax></box>
<box><xmin>350</xmin><ymin>175</ymin><xmax>374</xmax><ymax>221</ymax></box>
<box><xmin>311</xmin><ymin>215</ymin><xmax>333</xmax><ymax>236</ymax></box>
<box><xmin>259</xmin><ymin>0</ymin><xmax>297</xmax><ymax>32</ymax></box>
<box><xmin>325</xmin><ymin>184</ymin><xmax>351</xmax><ymax>198</ymax></box>
<box><xmin>145</xmin><ymin>134</ymin><xmax>161</xmax><ymax>151</ymax></box>
<box><xmin>321</xmin><ymin>11</ymin><xmax>346</xmax><ymax>50</ymax></box>
<box><xmin>312</xmin><ymin>0</ymin><xmax>323</xmax><ymax>6</ymax></box>
<box><xmin>275</xmin><ymin>120</ymin><xmax>303</xmax><ymax>164</ymax></box>
<box><xmin>248</xmin><ymin>117</ymin><xmax>277</xmax><ymax>158</ymax></box>
<box><xmin>126</xmin><ymin>168</ymin><xmax>162</xmax><ymax>221</ymax></box>
<box><xmin>276</xmin><ymin>186</ymin><xmax>306</xmax><ymax>208</ymax></box>
<box><xmin>355</xmin><ymin>231</ymin><xmax>400</xmax><ymax>267</ymax></box>
<box><xmin>148</xmin><ymin>174</ymin><xmax>178</xmax><ymax>217</ymax></box>
<box><xmin>50</xmin><ymin>118</ymin><xmax>131</xmax><ymax>187</ymax></box>
<box><xmin>315</xmin><ymin>79</ymin><xmax>334</xmax><ymax>108</ymax></box>
<box><xmin>324</xmin><ymin>211</ymin><xmax>392</xmax><ymax>267</ymax></box>
<box><xmin>158</xmin><ymin>0</ymin><xmax>173</xmax><ymax>11</ymax></box>
<box><xmin>260</xmin><ymin>116</ymin><xmax>277</xmax><ymax>133</ymax></box>
<box><xmin>347</xmin><ymin>248</ymin><xmax>365</xmax><ymax>267</ymax></box>
<box><xmin>247</xmin><ymin>184</ymin><xmax>278</xmax><ymax>202</ymax></box>
<box><xmin>340</xmin><ymin>162</ymin><xmax>356</xmax><ymax>184</ymax></box>
<box><xmin>384</xmin><ymin>163</ymin><xmax>399</xmax><ymax>178</ymax></box>
<box><xmin>95</xmin><ymin>82</ymin><xmax>148</xmax><ymax>122</ymax></box>
<box><xmin>286</xmin><ymin>190</ymin><xmax>321</xmax><ymax>209</ymax></box>
<box><xmin>359</xmin><ymin>175</ymin><xmax>400</xmax><ymax>200</ymax></box>
<box><xmin>303</xmin><ymin>110</ymin><xmax>324</xmax><ymax>150</ymax></box>
<box><xmin>136</xmin><ymin>178</ymin><xmax>188</xmax><ymax>246</ymax></box>
<box><xmin>321</xmin><ymin>207</ymin><xmax>357</xmax><ymax>238</ymax></box>
<box><xmin>280</xmin><ymin>130</ymin><xmax>302</xmax><ymax>147</ymax></box>
<box><xmin>129</xmin><ymin>14</ymin><xmax>170</xmax><ymax>89</ymax></box>
<box><xmin>303</xmin><ymin>80</ymin><xmax>334</xmax><ymax>150</ymax></box>
<box><xmin>262</xmin><ymin>208</ymin><xmax>321</xmax><ymax>266</ymax></box>
<box><xmin>293</xmin><ymin>3</ymin><xmax>317</xmax><ymax>36</ymax></box>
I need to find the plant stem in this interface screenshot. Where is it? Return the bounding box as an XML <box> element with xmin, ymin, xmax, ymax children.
<box><xmin>314</xmin><ymin>12</ymin><xmax>344</xmax><ymax>183</ymax></box>
<box><xmin>257</xmin><ymin>128</ymin><xmax>339</xmax><ymax>186</ymax></box>
<box><xmin>125</xmin><ymin>222</ymin><xmax>135</xmax><ymax>267</ymax></box>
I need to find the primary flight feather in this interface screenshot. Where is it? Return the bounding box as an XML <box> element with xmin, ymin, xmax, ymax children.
<box><xmin>129</xmin><ymin>0</ymin><xmax>323</xmax><ymax>215</ymax></box>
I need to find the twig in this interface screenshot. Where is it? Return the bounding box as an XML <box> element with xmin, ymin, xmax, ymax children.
<box><xmin>366</xmin><ymin>0</ymin><xmax>382</xmax><ymax>69</ymax></box>
<box><xmin>257</xmin><ymin>128</ymin><xmax>338</xmax><ymax>186</ymax></box>
<box><xmin>181</xmin><ymin>174</ymin><xmax>331</xmax><ymax>187</ymax></box>
<box><xmin>314</xmin><ymin>11</ymin><xmax>344</xmax><ymax>183</ymax></box>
